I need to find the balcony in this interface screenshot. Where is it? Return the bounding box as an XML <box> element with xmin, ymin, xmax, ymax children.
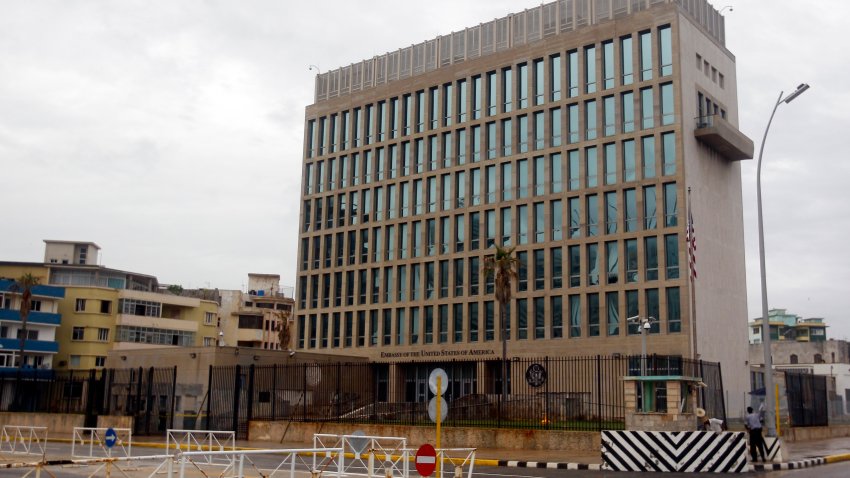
<box><xmin>0</xmin><ymin>338</ymin><xmax>59</xmax><ymax>353</ymax></box>
<box><xmin>0</xmin><ymin>309</ymin><xmax>61</xmax><ymax>326</ymax></box>
<box><xmin>0</xmin><ymin>280</ymin><xmax>65</xmax><ymax>299</ymax></box>
<box><xmin>694</xmin><ymin>114</ymin><xmax>754</xmax><ymax>161</ymax></box>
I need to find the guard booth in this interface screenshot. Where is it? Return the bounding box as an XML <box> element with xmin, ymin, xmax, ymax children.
<box><xmin>623</xmin><ymin>375</ymin><xmax>703</xmax><ymax>431</ymax></box>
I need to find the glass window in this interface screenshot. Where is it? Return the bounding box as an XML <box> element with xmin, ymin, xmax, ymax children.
<box><xmin>534</xmin><ymin>59</ymin><xmax>544</xmax><ymax>105</ymax></box>
<box><xmin>603</xmin><ymin>96</ymin><xmax>615</xmax><ymax>136</ymax></box>
<box><xmin>486</xmin><ymin>165</ymin><xmax>496</xmax><ymax>203</ymax></box>
<box><xmin>550</xmin><ymin>54</ymin><xmax>562</xmax><ymax>101</ymax></box>
<box><xmin>621</xmin><ymin>91</ymin><xmax>634</xmax><ymax>133</ymax></box>
<box><xmin>471</xmin><ymin>168</ymin><xmax>481</xmax><ymax>206</ymax></box>
<box><xmin>586</xmin><ymin>194</ymin><xmax>598</xmax><ymax>237</ymax></box>
<box><xmin>534</xmin><ymin>202</ymin><xmax>545</xmax><ymax>243</ymax></box>
<box><xmin>534</xmin><ymin>111</ymin><xmax>544</xmax><ymax>150</ymax></box>
<box><xmin>644</xmin><ymin>185</ymin><xmax>657</xmax><ymax>230</ymax></box>
<box><xmin>641</xmin><ymin>87</ymin><xmax>654</xmax><ymax>129</ymax></box>
<box><xmin>396</xmin><ymin>309</ymin><xmax>406</xmax><ymax>345</ymax></box>
<box><xmin>455</xmin><ymin>214</ymin><xmax>465</xmax><ymax>252</ymax></box>
<box><xmin>472</xmin><ymin>76</ymin><xmax>482</xmax><ymax>120</ymax></box>
<box><xmin>662</xmin><ymin>132</ymin><xmax>676</xmax><ymax>175</ymax></box>
<box><xmin>667</xmin><ymin>287</ymin><xmax>681</xmax><ymax>333</ymax></box>
<box><xmin>605</xmin><ymin>191</ymin><xmax>617</xmax><ymax>234</ymax></box>
<box><xmin>588</xmin><ymin>293</ymin><xmax>600</xmax><ymax>337</ymax></box>
<box><xmin>469</xmin><ymin>256</ymin><xmax>480</xmax><ymax>294</ymax></box>
<box><xmin>569</xmin><ymin>295</ymin><xmax>581</xmax><ymax>337</ymax></box>
<box><xmin>487</xmin><ymin>122</ymin><xmax>497</xmax><ymax>159</ymax></box>
<box><xmin>411</xmin><ymin>307</ymin><xmax>420</xmax><ymax>344</ymax></box>
<box><xmin>665</xmin><ymin>234</ymin><xmax>680</xmax><ymax>279</ymax></box>
<box><xmin>640</xmin><ymin>31</ymin><xmax>653</xmax><ymax>81</ymax></box>
<box><xmin>646</xmin><ymin>289</ymin><xmax>660</xmax><ymax>333</ymax></box>
<box><xmin>439</xmin><ymin>260</ymin><xmax>449</xmax><ymax>298</ymax></box>
<box><xmin>518</xmin><ymin>115</ymin><xmax>528</xmax><ymax>153</ymax></box>
<box><xmin>439</xmin><ymin>304</ymin><xmax>449</xmax><ymax>343</ymax></box>
<box><xmin>568</xmin><ymin>245</ymin><xmax>580</xmax><ymax>287</ymax></box>
<box><xmin>454</xmin><ymin>258</ymin><xmax>464</xmax><ymax>297</ymax></box>
<box><xmin>517</xmin><ymin>298</ymin><xmax>528</xmax><ymax>340</ymax></box>
<box><xmin>568</xmin><ymin>150</ymin><xmax>579</xmax><ymax>190</ymax></box>
<box><xmin>551</xmin><ymin>247</ymin><xmax>563</xmax><ymax>288</ymax></box>
<box><xmin>606</xmin><ymin>240</ymin><xmax>618</xmax><ymax>284</ymax></box>
<box><xmin>568</xmin><ymin>50</ymin><xmax>579</xmax><ymax>97</ymax></box>
<box><xmin>534</xmin><ymin>249</ymin><xmax>545</xmax><ymax>290</ymax></box>
<box><xmin>517</xmin><ymin>205</ymin><xmax>529</xmax><ymax>245</ymax></box>
<box><xmin>485</xmin><ymin>301</ymin><xmax>495</xmax><ymax>341</ymax></box>
<box><xmin>416</xmin><ymin>91</ymin><xmax>425</xmax><ymax>133</ymax></box>
<box><xmin>502</xmin><ymin>67</ymin><xmax>513</xmax><ymax>113</ymax></box>
<box><xmin>517</xmin><ymin>159</ymin><xmax>528</xmax><ymax>199</ymax></box>
<box><xmin>585</xmin><ymin>99</ymin><xmax>597</xmax><ymax>140</ymax></box>
<box><xmin>587</xmin><ymin>243</ymin><xmax>599</xmax><ymax>286</ymax></box>
<box><xmin>501</xmin><ymin>207</ymin><xmax>512</xmax><ymax>246</ymax></box>
<box><xmin>568</xmin><ymin>196</ymin><xmax>581</xmax><ymax>238</ymax></box>
<box><xmin>442</xmin><ymin>132</ymin><xmax>453</xmax><ymax>167</ymax></box>
<box><xmin>623</xmin><ymin>139</ymin><xmax>636</xmax><ymax>182</ymax></box>
<box><xmin>586</xmin><ymin>146</ymin><xmax>598</xmax><ymax>188</ymax></box>
<box><xmin>642</xmin><ymin>136</ymin><xmax>656</xmax><ymax>179</ymax></box>
<box><xmin>661</xmin><ymin>83</ymin><xmax>674</xmax><ymax>125</ymax></box>
<box><xmin>551</xmin><ymin>296</ymin><xmax>563</xmax><ymax>338</ymax></box>
<box><xmin>585</xmin><ymin>45</ymin><xmax>596</xmax><ymax>93</ymax></box>
<box><xmin>645</xmin><ymin>236</ymin><xmax>658</xmax><ymax>281</ymax></box>
<box><xmin>518</xmin><ymin>63</ymin><xmax>529</xmax><ymax>109</ymax></box>
<box><xmin>487</xmin><ymin>71</ymin><xmax>497</xmax><ymax>116</ymax></box>
<box><xmin>457</xmin><ymin>128</ymin><xmax>467</xmax><ymax>165</ymax></box>
<box><xmin>551</xmin><ymin>107</ymin><xmax>562</xmax><ymax>147</ymax></box>
<box><xmin>607</xmin><ymin>291</ymin><xmax>620</xmax><ymax>336</ymax></box>
<box><xmin>551</xmin><ymin>199</ymin><xmax>563</xmax><ymax>241</ymax></box>
<box><xmin>568</xmin><ymin>103</ymin><xmax>579</xmax><ymax>143</ymax></box>
<box><xmin>659</xmin><ymin>26</ymin><xmax>673</xmax><ymax>77</ymax></box>
<box><xmin>534</xmin><ymin>297</ymin><xmax>545</xmax><ymax>338</ymax></box>
<box><xmin>603</xmin><ymin>41</ymin><xmax>614</xmax><ymax>89</ymax></box>
<box><xmin>429</xmin><ymin>87</ymin><xmax>439</xmax><ymax>129</ymax></box>
<box><xmin>625</xmin><ymin>238</ymin><xmax>638</xmax><ymax>283</ymax></box>
<box><xmin>486</xmin><ymin>209</ymin><xmax>496</xmax><ymax>247</ymax></box>
<box><xmin>453</xmin><ymin>303</ymin><xmax>464</xmax><ymax>342</ymax></box>
<box><xmin>517</xmin><ymin>251</ymin><xmax>528</xmax><ymax>292</ymax></box>
<box><xmin>502</xmin><ymin>118</ymin><xmax>512</xmax><ymax>156</ymax></box>
<box><xmin>470</xmin><ymin>211</ymin><xmax>480</xmax><ymax>250</ymax></box>
<box><xmin>664</xmin><ymin>182</ymin><xmax>678</xmax><ymax>226</ymax></box>
<box><xmin>621</xmin><ymin>35</ymin><xmax>633</xmax><ymax>85</ymax></box>
<box><xmin>458</xmin><ymin>79</ymin><xmax>467</xmax><ymax>123</ymax></box>
<box><xmin>624</xmin><ymin>188</ymin><xmax>637</xmax><ymax>232</ymax></box>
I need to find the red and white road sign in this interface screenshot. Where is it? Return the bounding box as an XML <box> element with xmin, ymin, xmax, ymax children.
<box><xmin>415</xmin><ymin>444</ymin><xmax>437</xmax><ymax>477</ymax></box>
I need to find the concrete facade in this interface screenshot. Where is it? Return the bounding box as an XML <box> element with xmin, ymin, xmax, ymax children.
<box><xmin>218</xmin><ymin>274</ymin><xmax>295</xmax><ymax>351</ymax></box>
<box><xmin>295</xmin><ymin>0</ymin><xmax>750</xmax><ymax>417</ymax></box>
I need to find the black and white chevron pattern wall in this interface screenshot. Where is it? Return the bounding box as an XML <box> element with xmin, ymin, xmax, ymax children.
<box><xmin>602</xmin><ymin>430</ymin><xmax>749</xmax><ymax>473</ymax></box>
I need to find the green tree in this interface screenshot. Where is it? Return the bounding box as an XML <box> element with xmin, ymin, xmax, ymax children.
<box><xmin>10</xmin><ymin>273</ymin><xmax>40</xmax><ymax>370</ymax></box>
<box><xmin>483</xmin><ymin>245</ymin><xmax>518</xmax><ymax>406</ymax></box>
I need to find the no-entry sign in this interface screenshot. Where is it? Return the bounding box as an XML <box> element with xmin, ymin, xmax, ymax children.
<box><xmin>415</xmin><ymin>443</ymin><xmax>437</xmax><ymax>477</ymax></box>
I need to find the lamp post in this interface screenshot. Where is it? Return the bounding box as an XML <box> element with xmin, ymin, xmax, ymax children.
<box><xmin>757</xmin><ymin>83</ymin><xmax>809</xmax><ymax>437</ymax></box>
<box><xmin>628</xmin><ymin>315</ymin><xmax>657</xmax><ymax>376</ymax></box>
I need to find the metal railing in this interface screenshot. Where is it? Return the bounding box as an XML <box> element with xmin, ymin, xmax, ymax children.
<box><xmin>166</xmin><ymin>429</ymin><xmax>235</xmax><ymax>466</ymax></box>
<box><xmin>71</xmin><ymin>427</ymin><xmax>132</xmax><ymax>458</ymax></box>
<box><xmin>313</xmin><ymin>434</ymin><xmax>408</xmax><ymax>478</ymax></box>
<box><xmin>175</xmin><ymin>448</ymin><xmax>344</xmax><ymax>478</ymax></box>
<box><xmin>0</xmin><ymin>426</ymin><xmax>47</xmax><ymax>456</ymax></box>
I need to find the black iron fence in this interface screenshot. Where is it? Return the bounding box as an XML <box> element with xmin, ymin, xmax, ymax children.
<box><xmin>0</xmin><ymin>367</ymin><xmax>176</xmax><ymax>435</ymax></box>
<box><xmin>784</xmin><ymin>371</ymin><xmax>828</xmax><ymax>427</ymax></box>
<box><xmin>207</xmin><ymin>355</ymin><xmax>725</xmax><ymax>438</ymax></box>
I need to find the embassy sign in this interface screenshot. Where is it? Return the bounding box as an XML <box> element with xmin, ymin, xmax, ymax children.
<box><xmin>380</xmin><ymin>348</ymin><xmax>496</xmax><ymax>360</ymax></box>
<box><xmin>525</xmin><ymin>363</ymin><xmax>547</xmax><ymax>388</ymax></box>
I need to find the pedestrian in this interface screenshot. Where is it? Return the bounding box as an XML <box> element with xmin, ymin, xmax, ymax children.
<box><xmin>745</xmin><ymin>406</ymin><xmax>767</xmax><ymax>462</ymax></box>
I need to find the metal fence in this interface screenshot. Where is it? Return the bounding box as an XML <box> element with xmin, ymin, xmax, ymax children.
<box><xmin>784</xmin><ymin>371</ymin><xmax>828</xmax><ymax>427</ymax></box>
<box><xmin>207</xmin><ymin>355</ymin><xmax>724</xmax><ymax>438</ymax></box>
<box><xmin>0</xmin><ymin>367</ymin><xmax>176</xmax><ymax>435</ymax></box>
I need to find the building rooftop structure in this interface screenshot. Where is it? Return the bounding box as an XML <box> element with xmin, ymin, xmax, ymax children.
<box><xmin>749</xmin><ymin>308</ymin><xmax>828</xmax><ymax>344</ymax></box>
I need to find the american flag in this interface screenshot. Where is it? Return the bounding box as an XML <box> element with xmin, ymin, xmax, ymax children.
<box><xmin>687</xmin><ymin>209</ymin><xmax>697</xmax><ymax>280</ymax></box>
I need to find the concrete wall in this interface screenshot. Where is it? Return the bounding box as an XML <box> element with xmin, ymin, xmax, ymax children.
<box><xmin>782</xmin><ymin>424</ymin><xmax>850</xmax><ymax>442</ymax></box>
<box><xmin>249</xmin><ymin>421</ymin><xmax>600</xmax><ymax>452</ymax></box>
<box><xmin>0</xmin><ymin>412</ymin><xmax>84</xmax><ymax>433</ymax></box>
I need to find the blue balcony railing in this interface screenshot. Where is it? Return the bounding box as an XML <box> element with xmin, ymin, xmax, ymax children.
<box><xmin>0</xmin><ymin>280</ymin><xmax>65</xmax><ymax>299</ymax></box>
<box><xmin>0</xmin><ymin>338</ymin><xmax>59</xmax><ymax>353</ymax></box>
<box><xmin>0</xmin><ymin>309</ymin><xmax>61</xmax><ymax>326</ymax></box>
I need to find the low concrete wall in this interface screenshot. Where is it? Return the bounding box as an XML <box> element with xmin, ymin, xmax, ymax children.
<box><xmin>96</xmin><ymin>416</ymin><xmax>134</xmax><ymax>430</ymax></box>
<box><xmin>250</xmin><ymin>421</ymin><xmax>600</xmax><ymax>452</ymax></box>
<box><xmin>0</xmin><ymin>412</ymin><xmax>84</xmax><ymax>433</ymax></box>
<box><xmin>783</xmin><ymin>424</ymin><xmax>850</xmax><ymax>442</ymax></box>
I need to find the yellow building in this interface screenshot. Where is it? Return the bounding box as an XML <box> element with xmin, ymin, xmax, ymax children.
<box><xmin>3</xmin><ymin>241</ymin><xmax>219</xmax><ymax>370</ymax></box>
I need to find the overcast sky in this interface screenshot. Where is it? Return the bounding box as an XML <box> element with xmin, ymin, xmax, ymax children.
<box><xmin>1</xmin><ymin>1</ymin><xmax>847</xmax><ymax>339</ymax></box>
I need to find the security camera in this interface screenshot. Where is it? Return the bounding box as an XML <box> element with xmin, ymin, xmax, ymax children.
<box><xmin>219</xmin><ymin>331</ymin><xmax>224</xmax><ymax>337</ymax></box>
<box><xmin>643</xmin><ymin>322</ymin><xmax>651</xmax><ymax>330</ymax></box>
<box><xmin>288</xmin><ymin>349</ymin><xmax>295</xmax><ymax>357</ymax></box>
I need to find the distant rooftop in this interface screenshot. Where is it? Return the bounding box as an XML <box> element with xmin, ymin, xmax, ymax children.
<box><xmin>313</xmin><ymin>0</ymin><xmax>725</xmax><ymax>103</ymax></box>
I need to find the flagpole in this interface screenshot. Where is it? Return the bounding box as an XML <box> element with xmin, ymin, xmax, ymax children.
<box><xmin>687</xmin><ymin>187</ymin><xmax>698</xmax><ymax>361</ymax></box>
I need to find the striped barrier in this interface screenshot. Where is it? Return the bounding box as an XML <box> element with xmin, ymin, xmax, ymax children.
<box><xmin>602</xmin><ymin>430</ymin><xmax>748</xmax><ymax>473</ymax></box>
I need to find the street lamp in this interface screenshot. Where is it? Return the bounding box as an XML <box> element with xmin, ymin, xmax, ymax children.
<box><xmin>757</xmin><ymin>83</ymin><xmax>809</xmax><ymax>437</ymax></box>
<box><xmin>628</xmin><ymin>315</ymin><xmax>657</xmax><ymax>376</ymax></box>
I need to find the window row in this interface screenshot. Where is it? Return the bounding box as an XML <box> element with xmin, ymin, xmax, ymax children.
<box><xmin>296</xmin><ymin>286</ymin><xmax>682</xmax><ymax>349</ymax></box>
<box><xmin>115</xmin><ymin>326</ymin><xmax>195</xmax><ymax>346</ymax></box>
<box><xmin>298</xmin><ymin>234</ymin><xmax>682</xmax><ymax>309</ymax></box>
<box><xmin>305</xmin><ymin>90</ymin><xmax>678</xmax><ymax>196</ymax></box>
<box><xmin>303</xmin><ymin>139</ymin><xmax>678</xmax><ymax>233</ymax></box>
<box><xmin>301</xmin><ymin>183</ymin><xmax>681</xmax><ymax>269</ymax></box>
<box><xmin>306</xmin><ymin>25</ymin><xmax>674</xmax><ymax>157</ymax></box>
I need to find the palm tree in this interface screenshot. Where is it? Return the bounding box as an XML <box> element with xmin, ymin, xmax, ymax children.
<box><xmin>10</xmin><ymin>273</ymin><xmax>40</xmax><ymax>371</ymax></box>
<box><xmin>483</xmin><ymin>245</ymin><xmax>518</xmax><ymax>406</ymax></box>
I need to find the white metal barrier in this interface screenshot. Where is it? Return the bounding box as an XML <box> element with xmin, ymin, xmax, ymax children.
<box><xmin>166</xmin><ymin>429</ymin><xmax>235</xmax><ymax>465</ymax></box>
<box><xmin>0</xmin><ymin>426</ymin><xmax>48</xmax><ymax>456</ymax></box>
<box><xmin>71</xmin><ymin>427</ymin><xmax>132</xmax><ymax>458</ymax></box>
<box><xmin>176</xmin><ymin>448</ymin><xmax>344</xmax><ymax>478</ymax></box>
<box><xmin>0</xmin><ymin>454</ymin><xmax>173</xmax><ymax>478</ymax></box>
<box><xmin>435</xmin><ymin>448</ymin><xmax>476</xmax><ymax>478</ymax></box>
<box><xmin>314</xmin><ymin>434</ymin><xmax>408</xmax><ymax>478</ymax></box>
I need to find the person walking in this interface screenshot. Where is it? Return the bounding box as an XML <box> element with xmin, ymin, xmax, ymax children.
<box><xmin>745</xmin><ymin>406</ymin><xmax>767</xmax><ymax>462</ymax></box>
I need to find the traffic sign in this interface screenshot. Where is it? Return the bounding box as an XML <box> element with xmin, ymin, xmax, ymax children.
<box><xmin>415</xmin><ymin>444</ymin><xmax>437</xmax><ymax>477</ymax></box>
<box><xmin>104</xmin><ymin>428</ymin><xmax>117</xmax><ymax>448</ymax></box>
<box><xmin>427</xmin><ymin>396</ymin><xmax>448</xmax><ymax>423</ymax></box>
<box><xmin>348</xmin><ymin>430</ymin><xmax>368</xmax><ymax>455</ymax></box>
<box><xmin>428</xmin><ymin>368</ymin><xmax>448</xmax><ymax>395</ymax></box>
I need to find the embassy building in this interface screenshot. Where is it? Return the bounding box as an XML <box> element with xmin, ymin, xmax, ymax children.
<box><xmin>295</xmin><ymin>0</ymin><xmax>752</xmax><ymax>414</ymax></box>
